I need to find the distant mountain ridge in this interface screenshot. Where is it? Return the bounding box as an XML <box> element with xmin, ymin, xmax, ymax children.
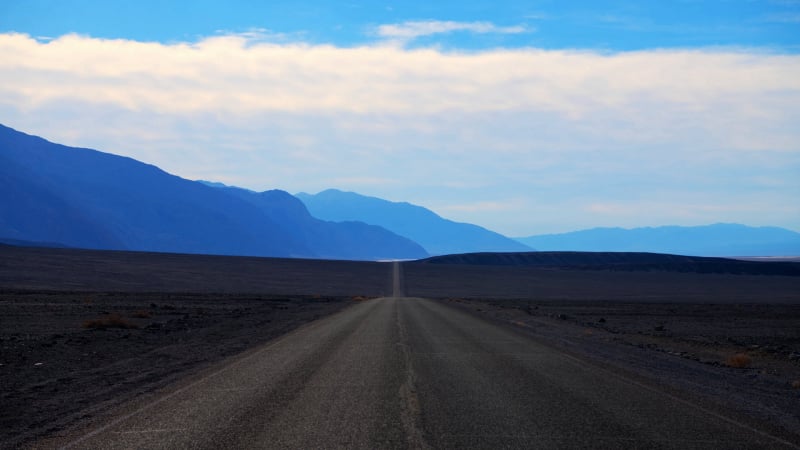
<box><xmin>0</xmin><ymin>124</ymin><xmax>427</xmax><ymax>260</ymax></box>
<box><xmin>515</xmin><ymin>224</ymin><xmax>800</xmax><ymax>257</ymax></box>
<box><xmin>0</xmin><ymin>238</ymin><xmax>69</xmax><ymax>248</ymax></box>
<box><xmin>421</xmin><ymin>251</ymin><xmax>800</xmax><ymax>276</ymax></box>
<box><xmin>295</xmin><ymin>189</ymin><xmax>532</xmax><ymax>256</ymax></box>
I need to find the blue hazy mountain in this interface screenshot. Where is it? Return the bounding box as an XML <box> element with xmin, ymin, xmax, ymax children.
<box><xmin>515</xmin><ymin>224</ymin><xmax>800</xmax><ymax>257</ymax></box>
<box><xmin>295</xmin><ymin>189</ymin><xmax>532</xmax><ymax>255</ymax></box>
<box><xmin>218</xmin><ymin>186</ymin><xmax>428</xmax><ymax>260</ymax></box>
<box><xmin>0</xmin><ymin>124</ymin><xmax>426</xmax><ymax>260</ymax></box>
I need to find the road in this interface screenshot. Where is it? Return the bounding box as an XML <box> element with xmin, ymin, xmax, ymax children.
<box><xmin>53</xmin><ymin>262</ymin><xmax>795</xmax><ymax>449</ymax></box>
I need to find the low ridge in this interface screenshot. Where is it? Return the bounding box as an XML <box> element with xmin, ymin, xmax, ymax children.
<box><xmin>421</xmin><ymin>251</ymin><xmax>800</xmax><ymax>276</ymax></box>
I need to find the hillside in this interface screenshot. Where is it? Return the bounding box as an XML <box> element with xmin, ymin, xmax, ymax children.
<box><xmin>0</xmin><ymin>124</ymin><xmax>427</xmax><ymax>260</ymax></box>
<box><xmin>295</xmin><ymin>189</ymin><xmax>532</xmax><ymax>255</ymax></box>
<box><xmin>515</xmin><ymin>224</ymin><xmax>800</xmax><ymax>257</ymax></box>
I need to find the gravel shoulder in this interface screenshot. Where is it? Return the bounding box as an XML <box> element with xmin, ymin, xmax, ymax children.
<box><xmin>0</xmin><ymin>290</ymin><xmax>357</xmax><ymax>448</ymax></box>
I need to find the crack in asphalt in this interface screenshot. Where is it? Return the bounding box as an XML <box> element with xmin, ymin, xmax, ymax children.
<box><xmin>393</xmin><ymin>261</ymin><xmax>428</xmax><ymax>449</ymax></box>
<box><xmin>395</xmin><ymin>298</ymin><xmax>428</xmax><ymax>450</ymax></box>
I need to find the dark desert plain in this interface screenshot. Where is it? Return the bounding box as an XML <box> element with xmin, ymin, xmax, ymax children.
<box><xmin>2</xmin><ymin>245</ymin><xmax>800</xmax><ymax>449</ymax></box>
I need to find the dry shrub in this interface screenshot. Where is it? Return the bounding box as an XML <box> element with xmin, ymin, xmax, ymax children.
<box><xmin>82</xmin><ymin>313</ymin><xmax>139</xmax><ymax>330</ymax></box>
<box><xmin>725</xmin><ymin>353</ymin><xmax>752</xmax><ymax>368</ymax></box>
<box><xmin>352</xmin><ymin>296</ymin><xmax>368</xmax><ymax>301</ymax></box>
<box><xmin>791</xmin><ymin>380</ymin><xmax>800</xmax><ymax>390</ymax></box>
<box><xmin>131</xmin><ymin>310</ymin><xmax>152</xmax><ymax>318</ymax></box>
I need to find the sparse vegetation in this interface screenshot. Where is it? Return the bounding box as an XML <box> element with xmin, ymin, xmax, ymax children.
<box><xmin>725</xmin><ymin>352</ymin><xmax>752</xmax><ymax>368</ymax></box>
<box><xmin>791</xmin><ymin>380</ymin><xmax>800</xmax><ymax>390</ymax></box>
<box><xmin>131</xmin><ymin>310</ymin><xmax>152</xmax><ymax>318</ymax></box>
<box><xmin>82</xmin><ymin>313</ymin><xmax>139</xmax><ymax>330</ymax></box>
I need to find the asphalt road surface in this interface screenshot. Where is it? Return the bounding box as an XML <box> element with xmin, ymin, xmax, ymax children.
<box><xmin>52</xmin><ymin>262</ymin><xmax>796</xmax><ymax>449</ymax></box>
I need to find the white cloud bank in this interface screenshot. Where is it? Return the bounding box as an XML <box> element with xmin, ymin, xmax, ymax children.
<box><xmin>1</xmin><ymin>32</ymin><xmax>798</xmax><ymax>234</ymax></box>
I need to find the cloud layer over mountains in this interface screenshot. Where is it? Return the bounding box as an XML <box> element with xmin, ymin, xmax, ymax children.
<box><xmin>1</xmin><ymin>31</ymin><xmax>798</xmax><ymax>235</ymax></box>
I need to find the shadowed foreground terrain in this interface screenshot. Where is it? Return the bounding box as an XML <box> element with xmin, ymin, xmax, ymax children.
<box><xmin>32</xmin><ymin>297</ymin><xmax>800</xmax><ymax>449</ymax></box>
<box><xmin>1</xmin><ymin>246</ymin><xmax>799</xmax><ymax>448</ymax></box>
<box><xmin>1</xmin><ymin>292</ymin><xmax>356</xmax><ymax>448</ymax></box>
<box><xmin>0</xmin><ymin>246</ymin><xmax>393</xmax><ymax>447</ymax></box>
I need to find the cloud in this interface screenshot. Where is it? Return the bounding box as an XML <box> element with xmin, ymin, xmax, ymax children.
<box><xmin>2</xmin><ymin>32</ymin><xmax>797</xmax><ymax>128</ymax></box>
<box><xmin>760</xmin><ymin>12</ymin><xmax>800</xmax><ymax>23</ymax></box>
<box><xmin>0</xmin><ymin>32</ymin><xmax>798</xmax><ymax>234</ymax></box>
<box><xmin>374</xmin><ymin>20</ymin><xmax>528</xmax><ymax>42</ymax></box>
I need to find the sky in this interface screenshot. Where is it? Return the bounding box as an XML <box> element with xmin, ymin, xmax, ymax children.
<box><xmin>1</xmin><ymin>1</ymin><xmax>799</xmax><ymax>236</ymax></box>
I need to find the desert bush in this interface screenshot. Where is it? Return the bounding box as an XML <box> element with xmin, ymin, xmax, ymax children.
<box><xmin>131</xmin><ymin>310</ymin><xmax>152</xmax><ymax>318</ymax></box>
<box><xmin>724</xmin><ymin>353</ymin><xmax>752</xmax><ymax>368</ymax></box>
<box><xmin>82</xmin><ymin>313</ymin><xmax>139</xmax><ymax>330</ymax></box>
<box><xmin>791</xmin><ymin>380</ymin><xmax>800</xmax><ymax>390</ymax></box>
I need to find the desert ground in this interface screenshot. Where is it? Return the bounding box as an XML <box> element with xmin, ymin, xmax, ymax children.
<box><xmin>1</xmin><ymin>245</ymin><xmax>799</xmax><ymax>447</ymax></box>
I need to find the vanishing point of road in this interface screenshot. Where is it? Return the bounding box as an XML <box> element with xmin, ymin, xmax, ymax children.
<box><xmin>54</xmin><ymin>262</ymin><xmax>796</xmax><ymax>449</ymax></box>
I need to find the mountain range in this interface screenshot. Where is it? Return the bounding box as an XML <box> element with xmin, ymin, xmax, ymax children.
<box><xmin>295</xmin><ymin>189</ymin><xmax>532</xmax><ymax>256</ymax></box>
<box><xmin>3</xmin><ymin>123</ymin><xmax>798</xmax><ymax>260</ymax></box>
<box><xmin>0</xmin><ymin>124</ymin><xmax>426</xmax><ymax>260</ymax></box>
<box><xmin>515</xmin><ymin>224</ymin><xmax>800</xmax><ymax>257</ymax></box>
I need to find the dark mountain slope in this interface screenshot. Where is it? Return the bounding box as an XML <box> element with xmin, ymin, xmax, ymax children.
<box><xmin>295</xmin><ymin>189</ymin><xmax>532</xmax><ymax>255</ymax></box>
<box><xmin>0</xmin><ymin>154</ymin><xmax>123</xmax><ymax>249</ymax></box>
<box><xmin>0</xmin><ymin>124</ymin><xmax>426</xmax><ymax>260</ymax></box>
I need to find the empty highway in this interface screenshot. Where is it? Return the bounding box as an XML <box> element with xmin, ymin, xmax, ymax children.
<box><xmin>51</xmin><ymin>263</ymin><xmax>796</xmax><ymax>449</ymax></box>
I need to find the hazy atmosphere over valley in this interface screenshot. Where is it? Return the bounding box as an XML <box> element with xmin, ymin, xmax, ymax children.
<box><xmin>2</xmin><ymin>0</ymin><xmax>799</xmax><ymax>237</ymax></box>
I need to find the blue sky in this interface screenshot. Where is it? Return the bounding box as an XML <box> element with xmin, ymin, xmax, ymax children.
<box><xmin>1</xmin><ymin>1</ymin><xmax>799</xmax><ymax>235</ymax></box>
<box><xmin>4</xmin><ymin>1</ymin><xmax>800</xmax><ymax>50</ymax></box>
